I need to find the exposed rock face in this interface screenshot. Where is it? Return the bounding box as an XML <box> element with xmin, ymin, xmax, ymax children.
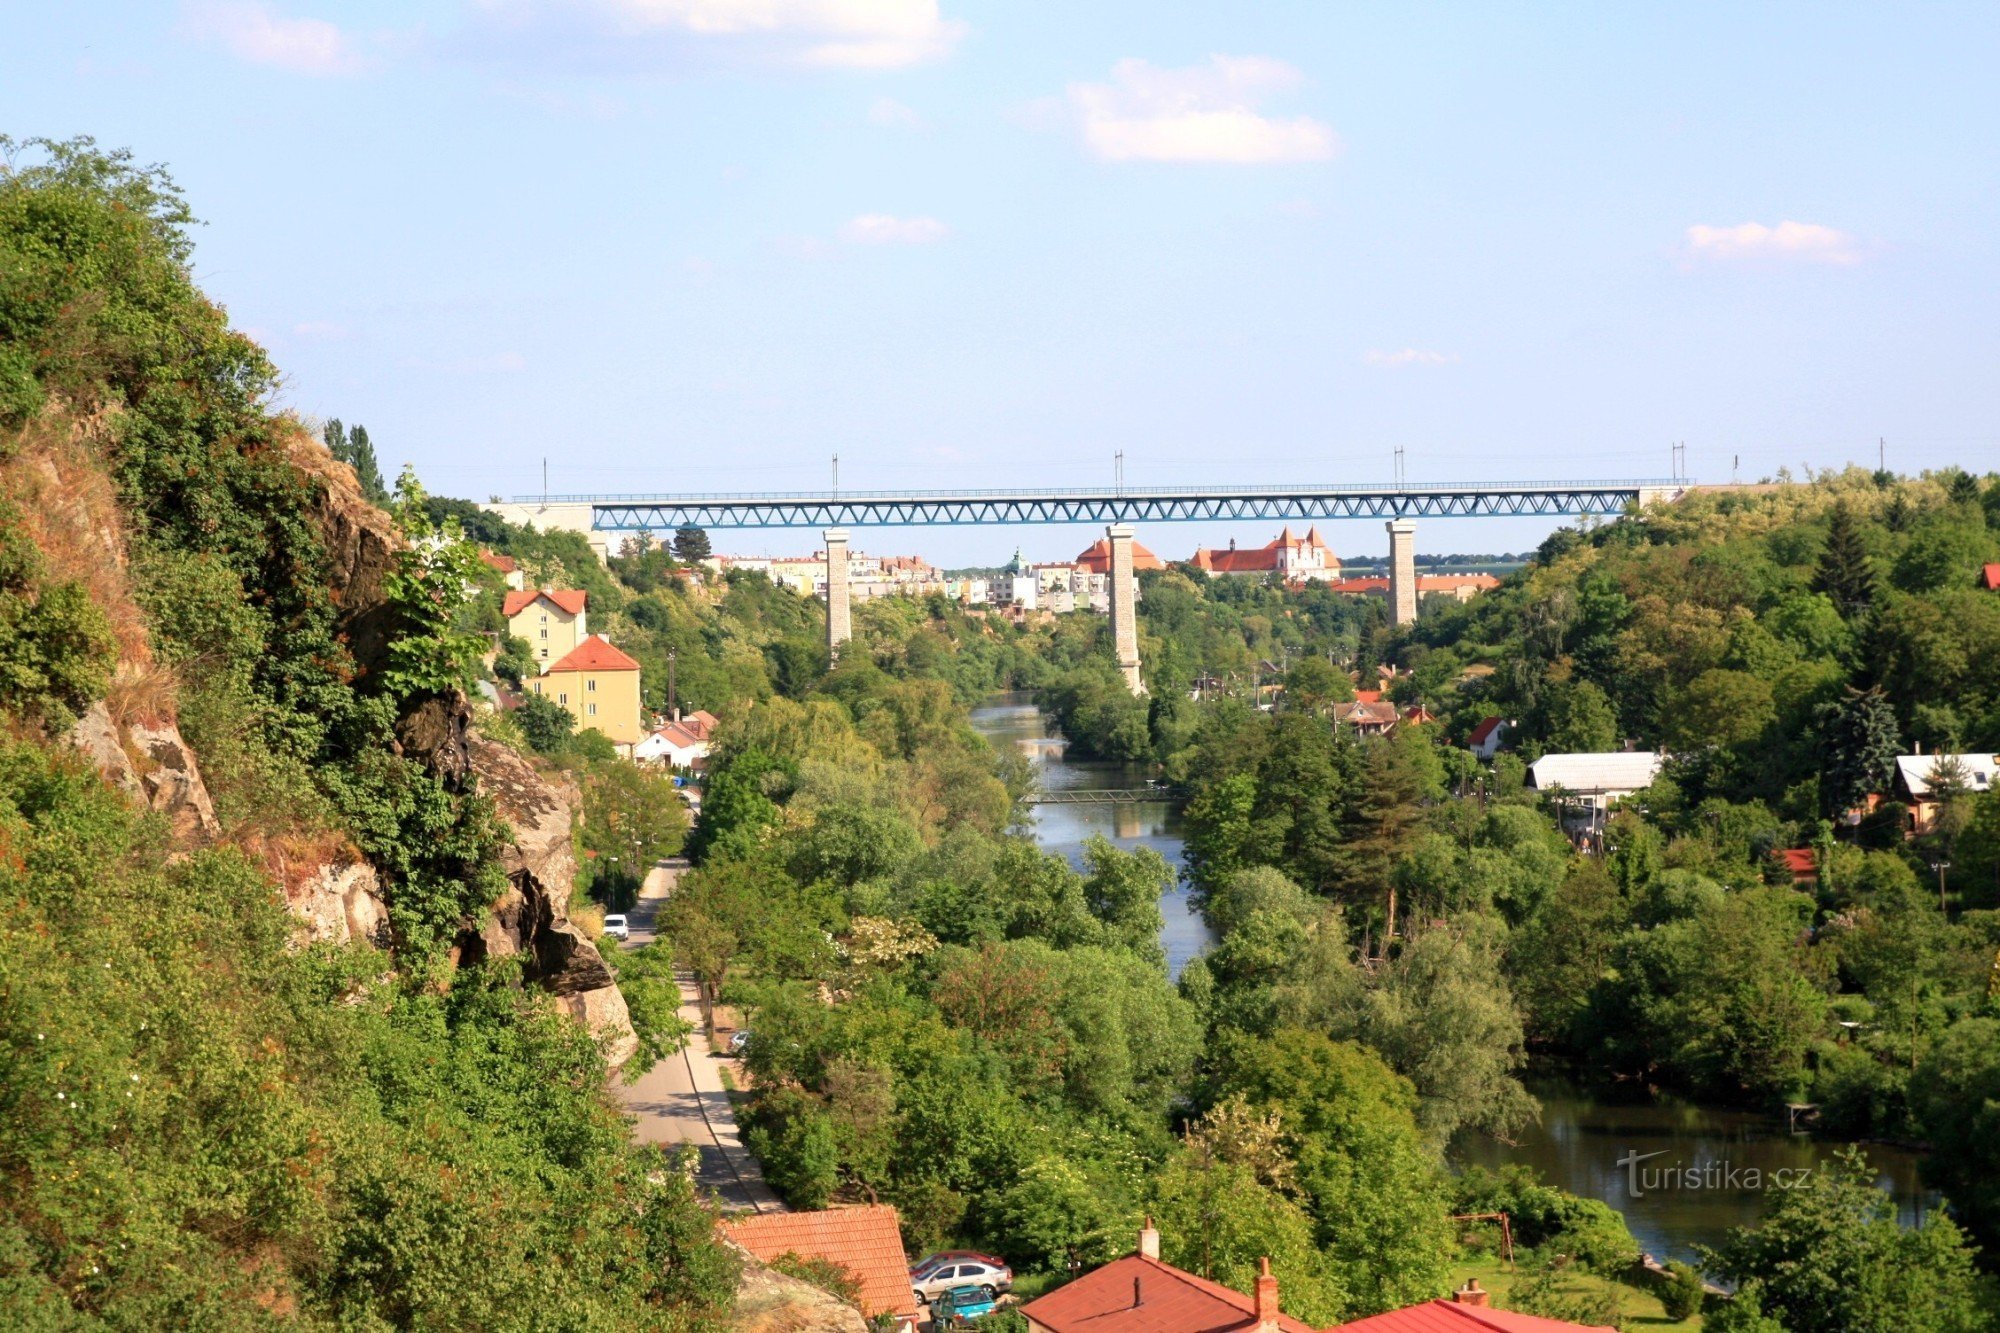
<box><xmin>283</xmin><ymin>434</ymin><xmax>405</xmax><ymax>683</ymax></box>
<box><xmin>66</xmin><ymin>702</ymin><xmax>220</xmax><ymax>845</ymax></box>
<box><xmin>731</xmin><ymin>1247</ymin><xmax>870</xmax><ymax>1333</ymax></box>
<box><xmin>394</xmin><ymin>691</ymin><xmax>473</xmax><ymax>789</ymax></box>
<box><xmin>467</xmin><ymin>731</ymin><xmax>639</xmax><ymax>1067</ymax></box>
<box><xmin>286</xmin><ymin>861</ymin><xmax>392</xmax><ymax>949</ymax></box>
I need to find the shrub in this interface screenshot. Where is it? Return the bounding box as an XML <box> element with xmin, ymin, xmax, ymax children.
<box><xmin>1660</xmin><ymin>1260</ymin><xmax>1706</xmax><ymax>1320</ymax></box>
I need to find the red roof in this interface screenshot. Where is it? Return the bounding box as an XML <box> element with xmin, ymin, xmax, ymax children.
<box><xmin>1190</xmin><ymin>527</ymin><xmax>1338</xmax><ymax>575</ymax></box>
<box><xmin>479</xmin><ymin>550</ymin><xmax>519</xmax><ymax>574</ymax></box>
<box><xmin>1777</xmin><ymin>848</ymin><xmax>1818</xmax><ymax>877</ymax></box>
<box><xmin>1984</xmin><ymin>563</ymin><xmax>2000</xmax><ymax>591</ymax></box>
<box><xmin>545</xmin><ymin>635</ymin><xmax>640</xmax><ymax>673</ymax></box>
<box><xmin>721</xmin><ymin>1205</ymin><xmax>917</xmax><ymax>1325</ymax></box>
<box><xmin>1074</xmin><ymin>538</ymin><xmax>1165</xmax><ymax>575</ymax></box>
<box><xmin>1467</xmin><ymin>717</ymin><xmax>1504</xmax><ymax>746</ymax></box>
<box><xmin>504</xmin><ymin>588</ymin><xmax>587</xmax><ymax>617</ymax></box>
<box><xmin>1021</xmin><ymin>1255</ymin><xmax>1316</xmax><ymax>1333</ymax></box>
<box><xmin>1353</xmin><ymin>690</ymin><xmax>1383</xmax><ymax>704</ymax></box>
<box><xmin>1333</xmin><ymin>1297</ymin><xmax>1615</xmax><ymax>1331</ymax></box>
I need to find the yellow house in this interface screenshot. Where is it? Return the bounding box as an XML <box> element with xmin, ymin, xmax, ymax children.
<box><xmin>529</xmin><ymin>634</ymin><xmax>643</xmax><ymax>749</ymax></box>
<box><xmin>505</xmin><ymin>589</ymin><xmax>588</xmax><ymax>668</ymax></box>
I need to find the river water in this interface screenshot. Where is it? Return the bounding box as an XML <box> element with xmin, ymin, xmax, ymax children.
<box><xmin>969</xmin><ymin>693</ymin><xmax>1214</xmax><ymax>978</ymax></box>
<box><xmin>970</xmin><ymin>692</ymin><xmax>1939</xmax><ymax>1265</ymax></box>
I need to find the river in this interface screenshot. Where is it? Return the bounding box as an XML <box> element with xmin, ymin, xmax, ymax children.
<box><xmin>969</xmin><ymin>693</ymin><xmax>1214</xmax><ymax>978</ymax></box>
<box><xmin>970</xmin><ymin>692</ymin><xmax>1939</xmax><ymax>1266</ymax></box>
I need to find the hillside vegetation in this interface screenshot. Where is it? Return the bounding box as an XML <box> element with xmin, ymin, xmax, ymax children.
<box><xmin>0</xmin><ymin>138</ymin><xmax>734</xmax><ymax>1327</ymax></box>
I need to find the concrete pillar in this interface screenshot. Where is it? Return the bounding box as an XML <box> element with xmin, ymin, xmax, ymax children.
<box><xmin>1107</xmin><ymin>523</ymin><xmax>1144</xmax><ymax>694</ymax></box>
<box><xmin>1386</xmin><ymin>518</ymin><xmax>1418</xmax><ymax>626</ymax></box>
<box><xmin>824</xmin><ymin>528</ymin><xmax>851</xmax><ymax>655</ymax></box>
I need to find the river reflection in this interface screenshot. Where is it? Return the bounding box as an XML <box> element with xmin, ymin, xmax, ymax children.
<box><xmin>969</xmin><ymin>693</ymin><xmax>1215</xmax><ymax>978</ymax></box>
<box><xmin>1451</xmin><ymin>1077</ymin><xmax>1939</xmax><ymax>1265</ymax></box>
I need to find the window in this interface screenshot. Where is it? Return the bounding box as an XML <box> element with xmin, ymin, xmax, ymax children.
<box><xmin>539</xmin><ymin>647</ymin><xmax>548</xmax><ymax>659</ymax></box>
<box><xmin>540</xmin><ymin>628</ymin><xmax>548</xmax><ymax>639</ymax></box>
<box><xmin>558</xmin><ymin>693</ymin><xmax>568</xmax><ymax>705</ymax></box>
<box><xmin>586</xmin><ymin>679</ymin><xmax>596</xmax><ymax>692</ymax></box>
<box><xmin>587</xmin><ymin>703</ymin><xmax>597</xmax><ymax>716</ymax></box>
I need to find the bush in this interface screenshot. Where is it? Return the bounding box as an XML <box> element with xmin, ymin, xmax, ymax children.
<box><xmin>1660</xmin><ymin>1260</ymin><xmax>1705</xmax><ymax>1320</ymax></box>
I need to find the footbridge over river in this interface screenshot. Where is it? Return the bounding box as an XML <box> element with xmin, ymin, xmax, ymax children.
<box><xmin>485</xmin><ymin>479</ymin><xmax>1691</xmax><ymax>695</ymax></box>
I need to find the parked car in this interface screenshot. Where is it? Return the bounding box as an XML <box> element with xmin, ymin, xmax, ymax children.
<box><xmin>727</xmin><ymin>1030</ymin><xmax>751</xmax><ymax>1054</ymax></box>
<box><xmin>601</xmin><ymin>914</ymin><xmax>629</xmax><ymax>941</ymax></box>
<box><xmin>911</xmin><ymin>1254</ymin><xmax>1011</xmax><ymax>1304</ymax></box>
<box><xmin>929</xmin><ymin>1285</ymin><xmax>999</xmax><ymax>1325</ymax></box>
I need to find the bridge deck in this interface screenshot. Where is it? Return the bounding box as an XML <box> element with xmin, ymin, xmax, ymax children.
<box><xmin>506</xmin><ymin>480</ymin><xmax>1689</xmax><ymax>530</ymax></box>
<box><xmin>1023</xmin><ymin>788</ymin><xmax>1179</xmax><ymax>805</ymax></box>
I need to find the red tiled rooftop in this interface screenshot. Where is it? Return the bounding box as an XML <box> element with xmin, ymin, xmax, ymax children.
<box><xmin>1777</xmin><ymin>848</ymin><xmax>1818</xmax><ymax>876</ymax></box>
<box><xmin>1467</xmin><ymin>717</ymin><xmax>1504</xmax><ymax>746</ymax></box>
<box><xmin>1332</xmin><ymin>1296</ymin><xmax>1614</xmax><ymax>1331</ymax></box>
<box><xmin>545</xmin><ymin>635</ymin><xmax>640</xmax><ymax>673</ymax></box>
<box><xmin>479</xmin><ymin>550</ymin><xmax>519</xmax><ymax>574</ymax></box>
<box><xmin>1020</xmin><ymin>1255</ymin><xmax>1316</xmax><ymax>1333</ymax></box>
<box><xmin>504</xmin><ymin>588</ymin><xmax>588</xmax><ymax>617</ymax></box>
<box><xmin>722</xmin><ymin>1205</ymin><xmax>917</xmax><ymax>1324</ymax></box>
<box><xmin>1984</xmin><ymin>563</ymin><xmax>2000</xmax><ymax>591</ymax></box>
<box><xmin>1074</xmin><ymin>537</ymin><xmax>1165</xmax><ymax>574</ymax></box>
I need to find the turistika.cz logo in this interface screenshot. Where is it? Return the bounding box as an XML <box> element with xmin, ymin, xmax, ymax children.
<box><xmin>1616</xmin><ymin>1149</ymin><xmax>1812</xmax><ymax>1197</ymax></box>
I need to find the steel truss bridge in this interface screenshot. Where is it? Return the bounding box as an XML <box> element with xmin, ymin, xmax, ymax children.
<box><xmin>1021</xmin><ymin>788</ymin><xmax>1180</xmax><ymax>806</ymax></box>
<box><xmin>512</xmin><ymin>480</ymin><xmax>1690</xmax><ymax>531</ymax></box>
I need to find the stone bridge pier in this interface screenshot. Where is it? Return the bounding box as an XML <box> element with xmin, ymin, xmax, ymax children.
<box><xmin>1386</xmin><ymin>518</ymin><xmax>1418</xmax><ymax>627</ymax></box>
<box><xmin>1107</xmin><ymin>523</ymin><xmax>1144</xmax><ymax>694</ymax></box>
<box><xmin>824</xmin><ymin>527</ymin><xmax>851</xmax><ymax>656</ymax></box>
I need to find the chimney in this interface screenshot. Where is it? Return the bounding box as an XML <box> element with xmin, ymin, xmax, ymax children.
<box><xmin>1454</xmin><ymin>1279</ymin><xmax>1489</xmax><ymax>1308</ymax></box>
<box><xmin>1138</xmin><ymin>1217</ymin><xmax>1161</xmax><ymax>1260</ymax></box>
<box><xmin>1253</xmin><ymin>1257</ymin><xmax>1279</xmax><ymax>1331</ymax></box>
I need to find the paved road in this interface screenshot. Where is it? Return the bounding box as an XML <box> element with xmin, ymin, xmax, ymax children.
<box><xmin>614</xmin><ymin>859</ymin><xmax>785</xmax><ymax>1214</ymax></box>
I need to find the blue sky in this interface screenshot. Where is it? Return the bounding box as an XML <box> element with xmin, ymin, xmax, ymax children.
<box><xmin>8</xmin><ymin>2</ymin><xmax>1998</xmax><ymax>564</ymax></box>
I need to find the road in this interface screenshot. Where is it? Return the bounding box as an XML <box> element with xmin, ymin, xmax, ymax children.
<box><xmin>614</xmin><ymin>858</ymin><xmax>785</xmax><ymax>1214</ymax></box>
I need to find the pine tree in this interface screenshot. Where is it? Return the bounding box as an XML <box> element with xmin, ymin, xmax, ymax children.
<box><xmin>673</xmin><ymin>525</ymin><xmax>712</xmax><ymax>562</ymax></box>
<box><xmin>323</xmin><ymin>416</ymin><xmax>347</xmax><ymax>460</ymax></box>
<box><xmin>1812</xmin><ymin>501</ymin><xmax>1877</xmax><ymax>619</ymax></box>
<box><xmin>346</xmin><ymin>424</ymin><xmax>388</xmax><ymax>504</ymax></box>
<box><xmin>1816</xmin><ymin>685</ymin><xmax>1900</xmax><ymax>819</ymax></box>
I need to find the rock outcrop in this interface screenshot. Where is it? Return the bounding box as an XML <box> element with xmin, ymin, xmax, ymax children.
<box><xmin>66</xmin><ymin>702</ymin><xmax>220</xmax><ymax>845</ymax></box>
<box><xmin>466</xmin><ymin>732</ymin><xmax>639</xmax><ymax>1068</ymax></box>
<box><xmin>285</xmin><ymin>860</ymin><xmax>392</xmax><ymax>949</ymax></box>
<box><xmin>730</xmin><ymin>1247</ymin><xmax>870</xmax><ymax>1333</ymax></box>
<box><xmin>283</xmin><ymin>432</ymin><xmax>405</xmax><ymax>684</ymax></box>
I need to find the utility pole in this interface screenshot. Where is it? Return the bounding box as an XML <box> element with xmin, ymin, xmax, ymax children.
<box><xmin>1115</xmin><ymin>450</ymin><xmax>1124</xmax><ymax>496</ymax></box>
<box><xmin>1394</xmin><ymin>444</ymin><xmax>1406</xmax><ymax>487</ymax></box>
<box><xmin>832</xmin><ymin>453</ymin><xmax>839</xmax><ymax>498</ymax></box>
<box><xmin>542</xmin><ymin>458</ymin><xmax>548</xmax><ymax>503</ymax></box>
<box><xmin>1879</xmin><ymin>437</ymin><xmax>1886</xmax><ymax>475</ymax></box>
<box><xmin>667</xmin><ymin>646</ymin><xmax>678</xmax><ymax>719</ymax></box>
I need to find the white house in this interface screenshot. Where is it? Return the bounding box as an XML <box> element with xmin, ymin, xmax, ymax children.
<box><xmin>1467</xmin><ymin>717</ymin><xmax>1510</xmax><ymax>761</ymax></box>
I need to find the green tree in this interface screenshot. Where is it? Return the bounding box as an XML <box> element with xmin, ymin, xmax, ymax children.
<box><xmin>1813</xmin><ymin>500</ymin><xmax>1879</xmax><ymax>619</ymax></box>
<box><xmin>1704</xmin><ymin>1147</ymin><xmax>1991</xmax><ymax>1333</ymax></box>
<box><xmin>1910</xmin><ymin>1017</ymin><xmax>2000</xmax><ymax>1249</ymax></box>
<box><xmin>673</xmin><ymin>525</ymin><xmax>713</xmax><ymax>562</ymax></box>
<box><xmin>579</xmin><ymin>761</ymin><xmax>689</xmax><ymax>907</ymax></box>
<box><xmin>1816</xmin><ymin>686</ymin><xmax>1900</xmax><ymax>819</ymax></box>
<box><xmin>0</xmin><ymin>502</ymin><xmax>117</xmax><ymax>731</ymax></box>
<box><xmin>514</xmin><ymin>690</ymin><xmax>576</xmax><ymax>756</ymax></box>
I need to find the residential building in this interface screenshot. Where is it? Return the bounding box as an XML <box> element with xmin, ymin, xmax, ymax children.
<box><xmin>1982</xmin><ymin>562</ymin><xmax>2000</xmax><ymax>591</ymax></box>
<box><xmin>529</xmin><ymin>634</ymin><xmax>643</xmax><ymax>749</ymax></box>
<box><xmin>720</xmin><ymin>1204</ymin><xmax>920</xmax><ymax>1333</ymax></box>
<box><xmin>479</xmin><ymin>550</ymin><xmax>525</xmax><ymax>590</ymax></box>
<box><xmin>1335</xmin><ymin>699</ymin><xmax>1403</xmax><ymax>736</ymax></box>
<box><xmin>1774</xmin><ymin>847</ymin><xmax>1819</xmax><ymax>886</ymax></box>
<box><xmin>634</xmin><ymin>709</ymin><xmax>719</xmax><ymax>770</ymax></box>
<box><xmin>1331</xmin><ymin>1281</ymin><xmax>1614</xmax><ymax>1330</ymax></box>
<box><xmin>1892</xmin><ymin>751</ymin><xmax>1998</xmax><ymax>835</ymax></box>
<box><xmin>1526</xmin><ymin>752</ymin><xmax>1666</xmax><ymax>813</ymax></box>
<box><xmin>505</xmin><ymin>589</ymin><xmax>588</xmax><ymax>667</ymax></box>
<box><xmin>1467</xmin><ymin>717</ymin><xmax>1510</xmax><ymax>760</ymax></box>
<box><xmin>1190</xmin><ymin>526</ymin><xmax>1342</xmax><ymax>582</ymax></box>
<box><xmin>1020</xmin><ymin>1222</ymin><xmax>1315</xmax><ymax>1333</ymax></box>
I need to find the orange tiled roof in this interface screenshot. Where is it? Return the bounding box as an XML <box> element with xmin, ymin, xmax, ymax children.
<box><xmin>1021</xmin><ymin>1254</ymin><xmax>1316</xmax><ymax>1333</ymax></box>
<box><xmin>1467</xmin><ymin>717</ymin><xmax>1504</xmax><ymax>745</ymax></box>
<box><xmin>722</xmin><ymin>1205</ymin><xmax>917</xmax><ymax>1324</ymax></box>
<box><xmin>480</xmin><ymin>550</ymin><xmax>519</xmax><ymax>574</ymax></box>
<box><xmin>545</xmin><ymin>635</ymin><xmax>640</xmax><ymax>673</ymax></box>
<box><xmin>1777</xmin><ymin>848</ymin><xmax>1818</xmax><ymax>876</ymax></box>
<box><xmin>504</xmin><ymin>589</ymin><xmax>588</xmax><ymax>617</ymax></box>
<box><xmin>1984</xmin><ymin>563</ymin><xmax>2000</xmax><ymax>591</ymax></box>
<box><xmin>1074</xmin><ymin>538</ymin><xmax>1165</xmax><ymax>574</ymax></box>
<box><xmin>1333</xmin><ymin>1296</ymin><xmax>1615</xmax><ymax>1331</ymax></box>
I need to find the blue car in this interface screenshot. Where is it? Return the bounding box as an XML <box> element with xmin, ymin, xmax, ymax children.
<box><xmin>930</xmin><ymin>1285</ymin><xmax>998</xmax><ymax>1325</ymax></box>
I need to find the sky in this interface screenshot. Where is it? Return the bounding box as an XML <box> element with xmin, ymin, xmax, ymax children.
<box><xmin>7</xmin><ymin>2</ymin><xmax>1999</xmax><ymax>565</ymax></box>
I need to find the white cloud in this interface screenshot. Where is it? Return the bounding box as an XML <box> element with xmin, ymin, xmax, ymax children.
<box><xmin>1059</xmin><ymin>56</ymin><xmax>1338</xmax><ymax>164</ymax></box>
<box><xmin>867</xmin><ymin>95</ymin><xmax>923</xmax><ymax>128</ymax></box>
<box><xmin>1684</xmin><ymin>220</ymin><xmax>1861</xmax><ymax>265</ymax></box>
<box><xmin>483</xmin><ymin>0</ymin><xmax>966</xmax><ymax>70</ymax></box>
<box><xmin>839</xmin><ymin>213</ymin><xmax>949</xmax><ymax>244</ymax></box>
<box><xmin>1363</xmin><ymin>348</ymin><xmax>1458</xmax><ymax>369</ymax></box>
<box><xmin>184</xmin><ymin>1</ymin><xmax>364</xmax><ymax>75</ymax></box>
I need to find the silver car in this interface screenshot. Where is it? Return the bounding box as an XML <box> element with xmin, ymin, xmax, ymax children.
<box><xmin>911</xmin><ymin>1255</ymin><xmax>1012</xmax><ymax>1304</ymax></box>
